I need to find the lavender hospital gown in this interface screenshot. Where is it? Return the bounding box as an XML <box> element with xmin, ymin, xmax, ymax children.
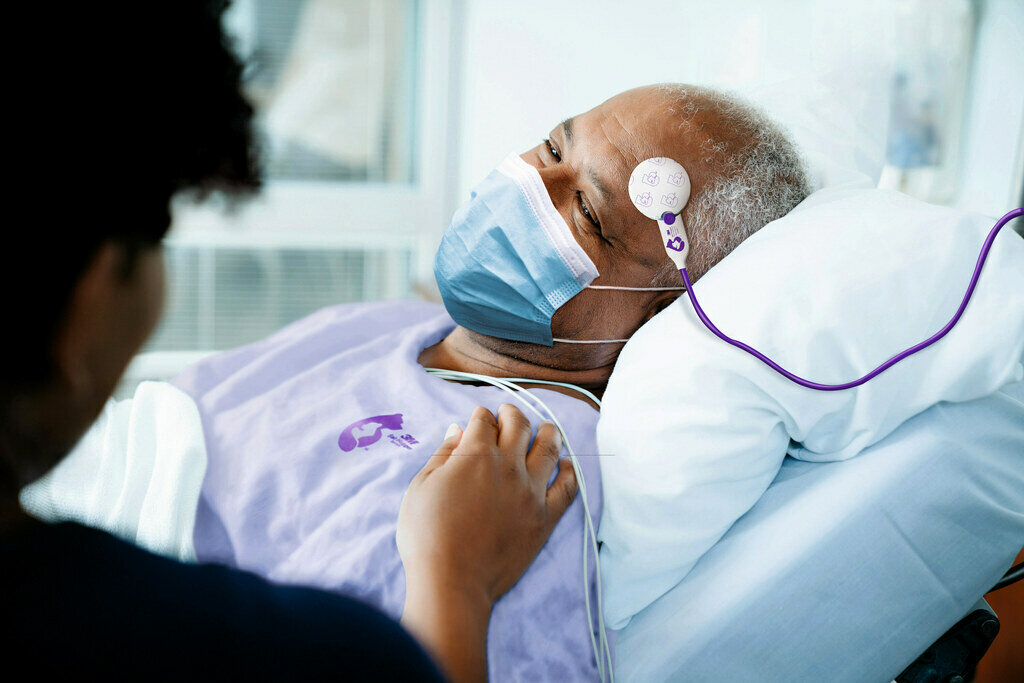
<box><xmin>173</xmin><ymin>300</ymin><xmax>608</xmax><ymax>681</ymax></box>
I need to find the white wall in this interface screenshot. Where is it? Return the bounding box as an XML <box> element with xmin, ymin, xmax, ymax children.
<box><xmin>454</xmin><ymin>0</ymin><xmax>1023</xmax><ymax>216</ymax></box>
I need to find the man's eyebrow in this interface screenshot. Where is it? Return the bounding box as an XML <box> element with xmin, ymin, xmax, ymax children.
<box><xmin>588</xmin><ymin>168</ymin><xmax>611</xmax><ymax>205</ymax></box>
<box><xmin>561</xmin><ymin>116</ymin><xmax>610</xmax><ymax>209</ymax></box>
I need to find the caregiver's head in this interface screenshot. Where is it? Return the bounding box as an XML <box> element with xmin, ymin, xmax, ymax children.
<box><xmin>0</xmin><ymin>0</ymin><xmax>260</xmax><ymax>499</ymax></box>
<box><xmin>436</xmin><ymin>84</ymin><xmax>810</xmax><ymax>377</ymax></box>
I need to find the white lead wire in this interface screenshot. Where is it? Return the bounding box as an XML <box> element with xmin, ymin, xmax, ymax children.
<box><xmin>427</xmin><ymin>370</ymin><xmax>605</xmax><ymax>680</ymax></box>
<box><xmin>428</xmin><ymin>370</ymin><xmax>608</xmax><ymax>681</ymax></box>
<box><xmin>424</xmin><ymin>368</ymin><xmax>614</xmax><ymax>682</ymax></box>
<box><xmin>479</xmin><ymin>376</ymin><xmax>612</xmax><ymax>682</ymax></box>
<box><xmin>552</xmin><ymin>338</ymin><xmax>630</xmax><ymax>344</ymax></box>
<box><xmin>491</xmin><ymin>377</ymin><xmax>603</xmax><ymax>408</ymax></box>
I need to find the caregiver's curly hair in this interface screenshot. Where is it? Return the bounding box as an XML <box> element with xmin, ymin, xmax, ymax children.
<box><xmin>6</xmin><ymin>0</ymin><xmax>261</xmax><ymax>384</ymax></box>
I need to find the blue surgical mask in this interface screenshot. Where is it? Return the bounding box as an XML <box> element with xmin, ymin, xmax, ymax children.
<box><xmin>434</xmin><ymin>153</ymin><xmax>684</xmax><ymax>346</ymax></box>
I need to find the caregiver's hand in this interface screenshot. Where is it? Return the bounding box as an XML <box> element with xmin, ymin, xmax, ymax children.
<box><xmin>397</xmin><ymin>404</ymin><xmax>577</xmax><ymax>683</ymax></box>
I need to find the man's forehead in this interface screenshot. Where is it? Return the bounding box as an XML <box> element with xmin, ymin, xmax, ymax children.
<box><xmin>572</xmin><ymin>90</ymin><xmax>680</xmax><ymax>168</ymax></box>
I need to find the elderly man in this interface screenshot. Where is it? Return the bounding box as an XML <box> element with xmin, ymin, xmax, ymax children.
<box><xmin>422</xmin><ymin>84</ymin><xmax>810</xmax><ymax>395</ymax></box>
<box><xmin>23</xmin><ymin>83</ymin><xmax>810</xmax><ymax>680</ymax></box>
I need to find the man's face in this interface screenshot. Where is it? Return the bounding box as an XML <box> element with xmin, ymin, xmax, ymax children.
<box><xmin>519</xmin><ymin>86</ymin><xmax>717</xmax><ymax>345</ymax></box>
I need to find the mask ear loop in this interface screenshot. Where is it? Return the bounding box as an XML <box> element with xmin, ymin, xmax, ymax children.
<box><xmin>586</xmin><ymin>285</ymin><xmax>686</xmax><ymax>291</ymax></box>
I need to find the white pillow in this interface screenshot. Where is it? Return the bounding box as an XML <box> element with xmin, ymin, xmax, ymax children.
<box><xmin>596</xmin><ymin>186</ymin><xmax>1024</xmax><ymax>630</ymax></box>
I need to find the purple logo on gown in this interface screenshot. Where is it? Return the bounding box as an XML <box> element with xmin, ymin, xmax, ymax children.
<box><xmin>339</xmin><ymin>413</ymin><xmax>411</xmax><ymax>451</ymax></box>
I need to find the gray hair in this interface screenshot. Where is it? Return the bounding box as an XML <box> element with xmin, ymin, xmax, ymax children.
<box><xmin>651</xmin><ymin>84</ymin><xmax>811</xmax><ymax>283</ymax></box>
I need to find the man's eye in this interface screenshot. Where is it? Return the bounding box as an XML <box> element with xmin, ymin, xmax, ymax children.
<box><xmin>543</xmin><ymin>138</ymin><xmax>561</xmax><ymax>161</ymax></box>
<box><xmin>577</xmin><ymin>191</ymin><xmax>601</xmax><ymax>229</ymax></box>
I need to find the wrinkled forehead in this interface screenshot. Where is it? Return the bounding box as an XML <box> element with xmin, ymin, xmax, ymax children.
<box><xmin>564</xmin><ymin>89</ymin><xmax>694</xmax><ymax>218</ymax></box>
<box><xmin>570</xmin><ymin>89</ymin><xmax>689</xmax><ymax>184</ymax></box>
<box><xmin>589</xmin><ymin>90</ymin><xmax>679</xmax><ymax>150</ymax></box>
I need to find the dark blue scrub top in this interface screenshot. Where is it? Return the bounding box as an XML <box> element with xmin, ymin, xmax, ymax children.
<box><xmin>2</xmin><ymin>519</ymin><xmax>444</xmax><ymax>680</ymax></box>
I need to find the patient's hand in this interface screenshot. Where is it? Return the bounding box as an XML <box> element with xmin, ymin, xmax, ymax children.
<box><xmin>397</xmin><ymin>404</ymin><xmax>577</xmax><ymax>682</ymax></box>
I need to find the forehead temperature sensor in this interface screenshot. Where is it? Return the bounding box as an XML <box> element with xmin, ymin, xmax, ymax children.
<box><xmin>627</xmin><ymin>156</ymin><xmax>1024</xmax><ymax>392</ymax></box>
<box><xmin>629</xmin><ymin>157</ymin><xmax>692</xmax><ymax>269</ymax></box>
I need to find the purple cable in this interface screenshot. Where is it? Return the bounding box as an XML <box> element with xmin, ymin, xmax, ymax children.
<box><xmin>680</xmin><ymin>207</ymin><xmax>1024</xmax><ymax>391</ymax></box>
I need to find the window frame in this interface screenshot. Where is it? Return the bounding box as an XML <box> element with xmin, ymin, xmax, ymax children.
<box><xmin>123</xmin><ymin>0</ymin><xmax>462</xmax><ymax>389</ymax></box>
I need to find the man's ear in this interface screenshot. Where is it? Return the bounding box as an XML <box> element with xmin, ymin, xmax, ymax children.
<box><xmin>52</xmin><ymin>243</ymin><xmax>124</xmax><ymax>395</ymax></box>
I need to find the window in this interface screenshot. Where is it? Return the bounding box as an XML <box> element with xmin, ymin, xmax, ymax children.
<box><xmin>238</xmin><ymin>0</ymin><xmax>418</xmax><ymax>184</ymax></box>
<box><xmin>122</xmin><ymin>0</ymin><xmax>460</xmax><ymax>393</ymax></box>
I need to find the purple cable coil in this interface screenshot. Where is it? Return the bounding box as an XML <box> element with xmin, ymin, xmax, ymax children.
<box><xmin>680</xmin><ymin>207</ymin><xmax>1024</xmax><ymax>391</ymax></box>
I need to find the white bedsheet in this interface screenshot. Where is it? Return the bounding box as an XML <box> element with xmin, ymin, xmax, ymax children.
<box><xmin>612</xmin><ymin>382</ymin><xmax>1024</xmax><ymax>682</ymax></box>
<box><xmin>19</xmin><ymin>381</ymin><xmax>206</xmax><ymax>562</ymax></box>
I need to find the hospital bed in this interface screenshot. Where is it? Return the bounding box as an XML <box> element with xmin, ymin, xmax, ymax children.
<box><xmin>612</xmin><ymin>383</ymin><xmax>1024</xmax><ymax>682</ymax></box>
<box><xmin>22</xmin><ymin>378</ymin><xmax>1024</xmax><ymax>681</ymax></box>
